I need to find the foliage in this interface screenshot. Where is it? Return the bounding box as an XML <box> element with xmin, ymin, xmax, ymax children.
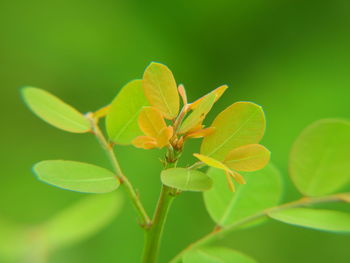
<box><xmin>21</xmin><ymin>62</ymin><xmax>350</xmax><ymax>263</ymax></box>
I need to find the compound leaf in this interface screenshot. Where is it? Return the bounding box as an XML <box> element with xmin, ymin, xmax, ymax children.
<box><xmin>33</xmin><ymin>160</ymin><xmax>119</xmax><ymax>193</ymax></box>
<box><xmin>22</xmin><ymin>87</ymin><xmax>90</xmax><ymax>133</ymax></box>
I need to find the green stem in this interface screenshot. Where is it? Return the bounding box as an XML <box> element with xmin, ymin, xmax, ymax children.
<box><xmin>87</xmin><ymin>114</ymin><xmax>151</xmax><ymax>227</ymax></box>
<box><xmin>142</xmin><ymin>185</ymin><xmax>175</xmax><ymax>263</ymax></box>
<box><xmin>169</xmin><ymin>193</ymin><xmax>348</xmax><ymax>263</ymax></box>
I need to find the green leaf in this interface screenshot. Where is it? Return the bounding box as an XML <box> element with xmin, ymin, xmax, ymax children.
<box><xmin>33</xmin><ymin>160</ymin><xmax>119</xmax><ymax>193</ymax></box>
<box><xmin>268</xmin><ymin>208</ymin><xmax>350</xmax><ymax>233</ymax></box>
<box><xmin>183</xmin><ymin>246</ymin><xmax>257</xmax><ymax>263</ymax></box>
<box><xmin>200</xmin><ymin>102</ymin><xmax>266</xmax><ymax>161</ymax></box>
<box><xmin>106</xmin><ymin>80</ymin><xmax>149</xmax><ymax>144</ymax></box>
<box><xmin>290</xmin><ymin>119</ymin><xmax>350</xmax><ymax>196</ymax></box>
<box><xmin>45</xmin><ymin>192</ymin><xmax>123</xmax><ymax>249</ymax></box>
<box><xmin>161</xmin><ymin>168</ymin><xmax>213</xmax><ymax>192</ymax></box>
<box><xmin>204</xmin><ymin>164</ymin><xmax>282</xmax><ymax>226</ymax></box>
<box><xmin>21</xmin><ymin>87</ymin><xmax>90</xmax><ymax>133</ymax></box>
<box><xmin>142</xmin><ymin>62</ymin><xmax>179</xmax><ymax>120</ymax></box>
<box><xmin>179</xmin><ymin>93</ymin><xmax>216</xmax><ymax>134</ymax></box>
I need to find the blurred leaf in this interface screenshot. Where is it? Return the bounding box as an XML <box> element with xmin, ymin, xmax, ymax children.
<box><xmin>179</xmin><ymin>93</ymin><xmax>216</xmax><ymax>134</ymax></box>
<box><xmin>201</xmin><ymin>102</ymin><xmax>265</xmax><ymax>161</ymax></box>
<box><xmin>268</xmin><ymin>208</ymin><xmax>350</xmax><ymax>233</ymax></box>
<box><xmin>142</xmin><ymin>62</ymin><xmax>179</xmax><ymax>119</ymax></box>
<box><xmin>45</xmin><ymin>193</ymin><xmax>123</xmax><ymax>250</ymax></box>
<box><xmin>33</xmin><ymin>160</ymin><xmax>119</xmax><ymax>193</ymax></box>
<box><xmin>224</xmin><ymin>144</ymin><xmax>270</xmax><ymax>172</ymax></box>
<box><xmin>190</xmin><ymin>85</ymin><xmax>228</xmax><ymax>110</ymax></box>
<box><xmin>183</xmin><ymin>246</ymin><xmax>256</xmax><ymax>263</ymax></box>
<box><xmin>106</xmin><ymin>80</ymin><xmax>149</xmax><ymax>144</ymax></box>
<box><xmin>186</xmin><ymin>127</ymin><xmax>215</xmax><ymax>139</ymax></box>
<box><xmin>178</xmin><ymin>84</ymin><xmax>188</xmax><ymax>106</ymax></box>
<box><xmin>0</xmin><ymin>218</ymin><xmax>27</xmax><ymax>261</ymax></box>
<box><xmin>161</xmin><ymin>168</ymin><xmax>212</xmax><ymax>192</ymax></box>
<box><xmin>132</xmin><ymin>136</ymin><xmax>158</xmax><ymax>149</ymax></box>
<box><xmin>156</xmin><ymin>126</ymin><xmax>173</xmax><ymax>148</ymax></box>
<box><xmin>290</xmin><ymin>119</ymin><xmax>350</xmax><ymax>196</ymax></box>
<box><xmin>204</xmin><ymin>164</ymin><xmax>282</xmax><ymax>226</ymax></box>
<box><xmin>21</xmin><ymin>87</ymin><xmax>90</xmax><ymax>133</ymax></box>
<box><xmin>138</xmin><ymin>106</ymin><xmax>167</xmax><ymax>138</ymax></box>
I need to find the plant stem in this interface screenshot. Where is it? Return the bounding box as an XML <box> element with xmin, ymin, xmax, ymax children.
<box><xmin>87</xmin><ymin>114</ymin><xmax>151</xmax><ymax>227</ymax></box>
<box><xmin>169</xmin><ymin>193</ymin><xmax>348</xmax><ymax>263</ymax></box>
<box><xmin>142</xmin><ymin>185</ymin><xmax>175</xmax><ymax>263</ymax></box>
<box><xmin>142</xmin><ymin>151</ymin><xmax>179</xmax><ymax>263</ymax></box>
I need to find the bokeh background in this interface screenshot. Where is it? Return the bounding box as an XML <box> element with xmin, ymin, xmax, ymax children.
<box><xmin>1</xmin><ymin>0</ymin><xmax>350</xmax><ymax>262</ymax></box>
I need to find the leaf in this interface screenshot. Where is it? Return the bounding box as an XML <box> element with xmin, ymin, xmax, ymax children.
<box><xmin>290</xmin><ymin>119</ymin><xmax>350</xmax><ymax>196</ymax></box>
<box><xmin>224</xmin><ymin>144</ymin><xmax>270</xmax><ymax>172</ymax></box>
<box><xmin>268</xmin><ymin>208</ymin><xmax>350</xmax><ymax>233</ymax></box>
<box><xmin>183</xmin><ymin>246</ymin><xmax>257</xmax><ymax>263</ymax></box>
<box><xmin>204</xmin><ymin>164</ymin><xmax>282</xmax><ymax>226</ymax></box>
<box><xmin>190</xmin><ymin>85</ymin><xmax>228</xmax><ymax>110</ymax></box>
<box><xmin>106</xmin><ymin>80</ymin><xmax>149</xmax><ymax>144</ymax></box>
<box><xmin>161</xmin><ymin>168</ymin><xmax>213</xmax><ymax>192</ymax></box>
<box><xmin>194</xmin><ymin>154</ymin><xmax>230</xmax><ymax>172</ymax></box>
<box><xmin>132</xmin><ymin>136</ymin><xmax>158</xmax><ymax>149</ymax></box>
<box><xmin>178</xmin><ymin>84</ymin><xmax>188</xmax><ymax>105</ymax></box>
<box><xmin>156</xmin><ymin>126</ymin><xmax>173</xmax><ymax>148</ymax></box>
<box><xmin>201</xmin><ymin>102</ymin><xmax>266</xmax><ymax>161</ymax></box>
<box><xmin>138</xmin><ymin>106</ymin><xmax>167</xmax><ymax>138</ymax></box>
<box><xmin>45</xmin><ymin>192</ymin><xmax>123</xmax><ymax>249</ymax></box>
<box><xmin>33</xmin><ymin>160</ymin><xmax>120</xmax><ymax>193</ymax></box>
<box><xmin>180</xmin><ymin>93</ymin><xmax>216</xmax><ymax>134</ymax></box>
<box><xmin>142</xmin><ymin>62</ymin><xmax>179</xmax><ymax>119</ymax></box>
<box><xmin>21</xmin><ymin>87</ymin><xmax>90</xmax><ymax>133</ymax></box>
<box><xmin>186</xmin><ymin>127</ymin><xmax>215</xmax><ymax>139</ymax></box>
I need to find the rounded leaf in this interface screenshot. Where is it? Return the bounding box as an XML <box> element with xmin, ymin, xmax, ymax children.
<box><xmin>161</xmin><ymin>168</ymin><xmax>213</xmax><ymax>192</ymax></box>
<box><xmin>290</xmin><ymin>119</ymin><xmax>350</xmax><ymax>196</ymax></box>
<box><xmin>201</xmin><ymin>102</ymin><xmax>266</xmax><ymax>161</ymax></box>
<box><xmin>142</xmin><ymin>62</ymin><xmax>179</xmax><ymax>119</ymax></box>
<box><xmin>268</xmin><ymin>208</ymin><xmax>350</xmax><ymax>233</ymax></box>
<box><xmin>22</xmin><ymin>87</ymin><xmax>90</xmax><ymax>133</ymax></box>
<box><xmin>33</xmin><ymin>160</ymin><xmax>119</xmax><ymax>193</ymax></box>
<box><xmin>204</xmin><ymin>164</ymin><xmax>282</xmax><ymax>226</ymax></box>
<box><xmin>224</xmin><ymin>144</ymin><xmax>270</xmax><ymax>172</ymax></box>
<box><xmin>106</xmin><ymin>80</ymin><xmax>149</xmax><ymax>144</ymax></box>
<box><xmin>183</xmin><ymin>246</ymin><xmax>257</xmax><ymax>263</ymax></box>
<box><xmin>45</xmin><ymin>193</ymin><xmax>123</xmax><ymax>249</ymax></box>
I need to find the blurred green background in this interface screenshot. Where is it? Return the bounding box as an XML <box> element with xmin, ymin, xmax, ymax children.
<box><xmin>1</xmin><ymin>0</ymin><xmax>350</xmax><ymax>262</ymax></box>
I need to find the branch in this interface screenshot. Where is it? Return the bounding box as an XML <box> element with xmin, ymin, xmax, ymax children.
<box><xmin>169</xmin><ymin>193</ymin><xmax>349</xmax><ymax>263</ymax></box>
<box><xmin>86</xmin><ymin>113</ymin><xmax>151</xmax><ymax>227</ymax></box>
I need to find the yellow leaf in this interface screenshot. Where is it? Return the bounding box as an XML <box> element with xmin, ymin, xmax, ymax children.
<box><xmin>138</xmin><ymin>106</ymin><xmax>167</xmax><ymax>138</ymax></box>
<box><xmin>94</xmin><ymin>105</ymin><xmax>111</xmax><ymax>119</ymax></box>
<box><xmin>224</xmin><ymin>144</ymin><xmax>271</xmax><ymax>172</ymax></box>
<box><xmin>132</xmin><ymin>136</ymin><xmax>158</xmax><ymax>149</ymax></box>
<box><xmin>190</xmin><ymin>85</ymin><xmax>228</xmax><ymax>110</ymax></box>
<box><xmin>142</xmin><ymin>62</ymin><xmax>179</xmax><ymax>119</ymax></box>
<box><xmin>186</xmin><ymin>127</ymin><xmax>215</xmax><ymax>139</ymax></box>
<box><xmin>156</xmin><ymin>126</ymin><xmax>174</xmax><ymax>148</ymax></box>
<box><xmin>193</xmin><ymin>154</ymin><xmax>230</xmax><ymax>172</ymax></box>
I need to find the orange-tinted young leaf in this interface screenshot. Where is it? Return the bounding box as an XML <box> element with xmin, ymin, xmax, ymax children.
<box><xmin>132</xmin><ymin>136</ymin><xmax>158</xmax><ymax>149</ymax></box>
<box><xmin>142</xmin><ymin>62</ymin><xmax>179</xmax><ymax>120</ymax></box>
<box><xmin>186</xmin><ymin>127</ymin><xmax>215</xmax><ymax>139</ymax></box>
<box><xmin>226</xmin><ymin>173</ymin><xmax>236</xmax><ymax>192</ymax></box>
<box><xmin>230</xmin><ymin>170</ymin><xmax>246</xmax><ymax>184</ymax></box>
<box><xmin>190</xmin><ymin>85</ymin><xmax>228</xmax><ymax>110</ymax></box>
<box><xmin>193</xmin><ymin>154</ymin><xmax>230</xmax><ymax>172</ymax></box>
<box><xmin>138</xmin><ymin>106</ymin><xmax>167</xmax><ymax>138</ymax></box>
<box><xmin>224</xmin><ymin>144</ymin><xmax>271</xmax><ymax>172</ymax></box>
<box><xmin>94</xmin><ymin>105</ymin><xmax>111</xmax><ymax>119</ymax></box>
<box><xmin>156</xmin><ymin>126</ymin><xmax>174</xmax><ymax>148</ymax></box>
<box><xmin>179</xmin><ymin>93</ymin><xmax>216</xmax><ymax>134</ymax></box>
<box><xmin>178</xmin><ymin>84</ymin><xmax>188</xmax><ymax>106</ymax></box>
